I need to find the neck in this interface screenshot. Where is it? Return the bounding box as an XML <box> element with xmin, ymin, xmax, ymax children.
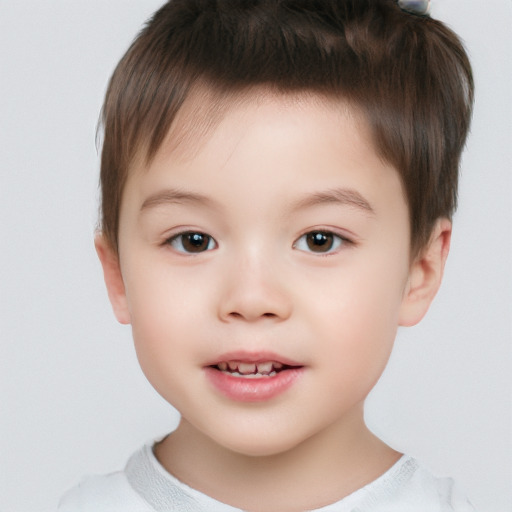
<box><xmin>154</xmin><ymin>405</ymin><xmax>401</xmax><ymax>512</ymax></box>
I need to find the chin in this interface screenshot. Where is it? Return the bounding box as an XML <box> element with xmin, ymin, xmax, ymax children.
<box><xmin>205</xmin><ymin>422</ymin><xmax>313</xmax><ymax>459</ymax></box>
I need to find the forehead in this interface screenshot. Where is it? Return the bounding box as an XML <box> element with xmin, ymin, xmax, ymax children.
<box><xmin>138</xmin><ymin>87</ymin><xmax>373</xmax><ymax>169</ymax></box>
<box><xmin>121</xmin><ymin>89</ymin><xmax>406</xmax><ymax>222</ymax></box>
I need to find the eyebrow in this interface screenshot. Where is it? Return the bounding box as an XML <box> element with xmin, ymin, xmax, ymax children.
<box><xmin>289</xmin><ymin>188</ymin><xmax>375</xmax><ymax>215</ymax></box>
<box><xmin>140</xmin><ymin>188</ymin><xmax>218</xmax><ymax>212</ymax></box>
<box><xmin>140</xmin><ymin>186</ymin><xmax>375</xmax><ymax>216</ymax></box>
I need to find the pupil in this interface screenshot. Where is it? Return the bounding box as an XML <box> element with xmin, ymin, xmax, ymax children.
<box><xmin>307</xmin><ymin>232</ymin><xmax>333</xmax><ymax>252</ymax></box>
<box><xmin>184</xmin><ymin>233</ymin><xmax>208</xmax><ymax>252</ymax></box>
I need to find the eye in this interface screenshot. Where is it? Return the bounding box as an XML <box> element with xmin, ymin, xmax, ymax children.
<box><xmin>166</xmin><ymin>232</ymin><xmax>217</xmax><ymax>254</ymax></box>
<box><xmin>293</xmin><ymin>231</ymin><xmax>347</xmax><ymax>254</ymax></box>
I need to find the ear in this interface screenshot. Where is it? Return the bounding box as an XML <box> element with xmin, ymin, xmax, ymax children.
<box><xmin>399</xmin><ymin>218</ymin><xmax>452</xmax><ymax>327</ymax></box>
<box><xmin>94</xmin><ymin>234</ymin><xmax>131</xmax><ymax>325</ymax></box>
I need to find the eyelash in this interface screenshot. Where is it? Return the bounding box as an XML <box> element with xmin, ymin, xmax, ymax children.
<box><xmin>293</xmin><ymin>230</ymin><xmax>352</xmax><ymax>255</ymax></box>
<box><xmin>165</xmin><ymin>231</ymin><xmax>217</xmax><ymax>254</ymax></box>
<box><xmin>164</xmin><ymin>229</ymin><xmax>353</xmax><ymax>255</ymax></box>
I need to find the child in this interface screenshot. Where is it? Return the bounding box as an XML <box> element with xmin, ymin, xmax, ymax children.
<box><xmin>60</xmin><ymin>0</ymin><xmax>475</xmax><ymax>510</ymax></box>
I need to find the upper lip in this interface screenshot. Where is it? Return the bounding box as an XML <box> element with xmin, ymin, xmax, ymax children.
<box><xmin>204</xmin><ymin>350</ymin><xmax>303</xmax><ymax>368</ymax></box>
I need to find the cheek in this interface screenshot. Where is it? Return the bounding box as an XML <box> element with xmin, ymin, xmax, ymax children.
<box><xmin>306</xmin><ymin>252</ymin><xmax>407</xmax><ymax>328</ymax></box>
<box><xmin>313</xmin><ymin>301</ymin><xmax>398</xmax><ymax>409</ymax></box>
<box><xmin>123</xmin><ymin>266</ymin><xmax>209</xmax><ymax>384</ymax></box>
<box><xmin>322</xmin><ymin>296</ymin><xmax>397</xmax><ymax>372</ymax></box>
<box><xmin>126</xmin><ymin>261</ymin><xmax>210</xmax><ymax>327</ymax></box>
<box><xmin>305</xmin><ymin>256</ymin><xmax>407</xmax><ymax>377</ymax></box>
<box><xmin>129</xmin><ymin>300</ymin><xmax>199</xmax><ymax>411</ymax></box>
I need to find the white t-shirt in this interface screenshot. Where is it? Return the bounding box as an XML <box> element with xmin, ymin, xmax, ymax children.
<box><xmin>59</xmin><ymin>443</ymin><xmax>475</xmax><ymax>511</ymax></box>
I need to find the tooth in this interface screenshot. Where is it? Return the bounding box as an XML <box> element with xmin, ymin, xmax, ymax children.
<box><xmin>238</xmin><ymin>362</ymin><xmax>256</xmax><ymax>374</ymax></box>
<box><xmin>219</xmin><ymin>360</ymin><xmax>285</xmax><ymax>375</ymax></box>
<box><xmin>256</xmin><ymin>362</ymin><xmax>273</xmax><ymax>374</ymax></box>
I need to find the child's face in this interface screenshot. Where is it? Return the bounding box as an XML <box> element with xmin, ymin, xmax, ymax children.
<box><xmin>107</xmin><ymin>93</ymin><xmax>420</xmax><ymax>456</ymax></box>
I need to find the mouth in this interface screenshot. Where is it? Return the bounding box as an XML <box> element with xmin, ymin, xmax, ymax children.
<box><xmin>205</xmin><ymin>354</ymin><xmax>305</xmax><ymax>402</ymax></box>
<box><xmin>209</xmin><ymin>360</ymin><xmax>298</xmax><ymax>378</ymax></box>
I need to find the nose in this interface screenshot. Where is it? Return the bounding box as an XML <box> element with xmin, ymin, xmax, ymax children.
<box><xmin>217</xmin><ymin>253</ymin><xmax>292</xmax><ymax>323</ymax></box>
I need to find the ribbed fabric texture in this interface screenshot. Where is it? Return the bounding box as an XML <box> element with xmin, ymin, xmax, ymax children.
<box><xmin>59</xmin><ymin>442</ymin><xmax>476</xmax><ymax>511</ymax></box>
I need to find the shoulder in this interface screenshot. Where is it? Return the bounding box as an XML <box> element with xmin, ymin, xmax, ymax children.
<box><xmin>58</xmin><ymin>466</ymin><xmax>152</xmax><ymax>512</ymax></box>
<box><xmin>317</xmin><ymin>456</ymin><xmax>475</xmax><ymax>512</ymax></box>
<box><xmin>407</xmin><ymin>464</ymin><xmax>476</xmax><ymax>511</ymax></box>
<box><xmin>366</xmin><ymin>456</ymin><xmax>476</xmax><ymax>512</ymax></box>
<box><xmin>57</xmin><ymin>442</ymin><xmax>230</xmax><ymax>512</ymax></box>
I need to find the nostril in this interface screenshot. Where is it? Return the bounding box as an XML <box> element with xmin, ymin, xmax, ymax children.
<box><xmin>227</xmin><ymin>311</ymin><xmax>277</xmax><ymax>319</ymax></box>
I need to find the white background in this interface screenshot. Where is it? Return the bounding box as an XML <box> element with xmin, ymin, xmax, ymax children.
<box><xmin>1</xmin><ymin>1</ymin><xmax>510</xmax><ymax>511</ymax></box>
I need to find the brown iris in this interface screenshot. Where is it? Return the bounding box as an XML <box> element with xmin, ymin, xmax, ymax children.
<box><xmin>180</xmin><ymin>232</ymin><xmax>212</xmax><ymax>253</ymax></box>
<box><xmin>306</xmin><ymin>232</ymin><xmax>335</xmax><ymax>253</ymax></box>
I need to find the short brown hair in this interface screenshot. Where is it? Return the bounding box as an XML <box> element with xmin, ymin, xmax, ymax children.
<box><xmin>99</xmin><ymin>0</ymin><xmax>474</xmax><ymax>255</ymax></box>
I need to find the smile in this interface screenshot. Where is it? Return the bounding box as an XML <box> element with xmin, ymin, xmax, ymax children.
<box><xmin>205</xmin><ymin>355</ymin><xmax>304</xmax><ymax>402</ymax></box>
<box><xmin>213</xmin><ymin>360</ymin><xmax>285</xmax><ymax>378</ymax></box>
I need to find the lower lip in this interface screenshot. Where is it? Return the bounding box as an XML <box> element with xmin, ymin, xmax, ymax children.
<box><xmin>204</xmin><ymin>367</ymin><xmax>304</xmax><ymax>402</ymax></box>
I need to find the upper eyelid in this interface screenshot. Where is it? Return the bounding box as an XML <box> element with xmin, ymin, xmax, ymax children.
<box><xmin>163</xmin><ymin>228</ymin><xmax>214</xmax><ymax>241</ymax></box>
<box><xmin>165</xmin><ymin>231</ymin><xmax>218</xmax><ymax>252</ymax></box>
<box><xmin>163</xmin><ymin>228</ymin><xmax>353</xmax><ymax>238</ymax></box>
<box><xmin>162</xmin><ymin>228</ymin><xmax>355</xmax><ymax>247</ymax></box>
<box><xmin>292</xmin><ymin>230</ymin><xmax>353</xmax><ymax>256</ymax></box>
<box><xmin>294</xmin><ymin>228</ymin><xmax>354</xmax><ymax>243</ymax></box>
<box><xmin>295</xmin><ymin>231</ymin><xmax>348</xmax><ymax>241</ymax></box>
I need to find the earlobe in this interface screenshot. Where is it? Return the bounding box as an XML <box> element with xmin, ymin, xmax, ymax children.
<box><xmin>399</xmin><ymin>218</ymin><xmax>452</xmax><ymax>327</ymax></box>
<box><xmin>94</xmin><ymin>234</ymin><xmax>131</xmax><ymax>325</ymax></box>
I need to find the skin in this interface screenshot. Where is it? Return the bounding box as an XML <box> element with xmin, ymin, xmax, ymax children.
<box><xmin>96</xmin><ymin>92</ymin><xmax>451</xmax><ymax>512</ymax></box>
